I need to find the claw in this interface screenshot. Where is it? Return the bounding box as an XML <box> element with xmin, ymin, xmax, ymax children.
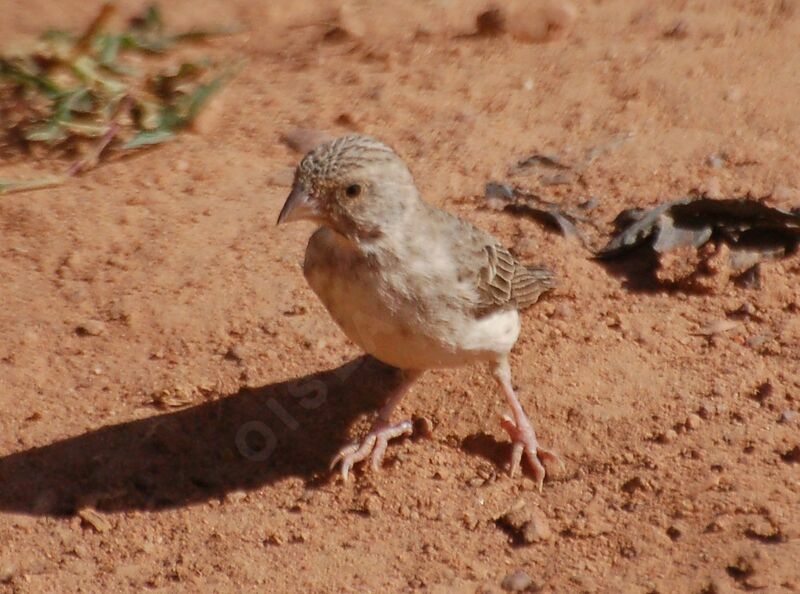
<box><xmin>501</xmin><ymin>414</ymin><xmax>562</xmax><ymax>490</ymax></box>
<box><xmin>330</xmin><ymin>420</ymin><xmax>413</xmax><ymax>480</ymax></box>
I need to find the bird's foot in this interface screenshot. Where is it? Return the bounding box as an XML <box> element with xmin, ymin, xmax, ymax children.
<box><xmin>500</xmin><ymin>415</ymin><xmax>564</xmax><ymax>491</ymax></box>
<box><xmin>330</xmin><ymin>420</ymin><xmax>413</xmax><ymax>481</ymax></box>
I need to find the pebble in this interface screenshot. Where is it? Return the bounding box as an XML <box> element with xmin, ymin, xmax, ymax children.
<box><xmin>413</xmin><ymin>416</ymin><xmax>434</xmax><ymax>438</ymax></box>
<box><xmin>685</xmin><ymin>413</ymin><xmax>702</xmax><ymax>430</ymax></box>
<box><xmin>497</xmin><ymin>504</ymin><xmax>552</xmax><ymax>544</ymax></box>
<box><xmin>224</xmin><ymin>490</ymin><xmax>247</xmax><ymax>504</ymax></box>
<box><xmin>781</xmin><ymin>445</ymin><xmax>800</xmax><ymax>464</ymax></box>
<box><xmin>666</xmin><ymin>523</ymin><xmax>684</xmax><ymax>541</ymax></box>
<box><xmin>338</xmin><ymin>2</ymin><xmax>367</xmax><ymax>38</ymax></box>
<box><xmin>657</xmin><ymin>429</ymin><xmax>678</xmax><ymax>444</ymax></box>
<box><xmin>77</xmin><ymin>508</ymin><xmax>111</xmax><ymax>533</ymax></box>
<box><xmin>707</xmin><ymin>154</ymin><xmax>725</xmax><ymax>169</ymax></box>
<box><xmin>281</xmin><ymin>128</ymin><xmax>332</xmax><ymax>154</ymax></box>
<box><xmin>225</xmin><ymin>345</ymin><xmax>245</xmax><ymax>362</ymax></box>
<box><xmin>76</xmin><ymin>320</ymin><xmax>105</xmax><ymax>336</ymax></box>
<box><xmin>771</xmin><ymin>184</ymin><xmax>800</xmax><ymax>202</ymax></box>
<box><xmin>507</xmin><ymin>0</ymin><xmax>577</xmax><ymax>43</ymax></box>
<box><xmin>501</xmin><ymin>570</ymin><xmax>534</xmax><ymax>592</ymax></box>
<box><xmin>363</xmin><ymin>495</ymin><xmax>382</xmax><ymax>516</ymax></box>
<box><xmin>695</xmin><ymin>319</ymin><xmax>739</xmax><ymax>336</ymax></box>
<box><xmin>779</xmin><ymin>410</ymin><xmax>797</xmax><ymax>424</ymax></box>
<box><xmin>0</xmin><ymin>562</ymin><xmax>14</xmax><ymax>584</ymax></box>
<box><xmin>621</xmin><ymin>475</ymin><xmax>648</xmax><ymax>493</ymax></box>
<box><xmin>705</xmin><ymin>176</ymin><xmax>722</xmax><ymax>198</ymax></box>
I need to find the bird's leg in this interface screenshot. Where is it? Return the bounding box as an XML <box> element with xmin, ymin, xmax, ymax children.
<box><xmin>330</xmin><ymin>369</ymin><xmax>421</xmax><ymax>481</ymax></box>
<box><xmin>492</xmin><ymin>358</ymin><xmax>563</xmax><ymax>490</ymax></box>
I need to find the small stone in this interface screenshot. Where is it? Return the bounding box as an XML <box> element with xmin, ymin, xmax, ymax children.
<box><xmin>621</xmin><ymin>475</ymin><xmax>648</xmax><ymax>493</ymax></box>
<box><xmin>225</xmin><ymin>345</ymin><xmax>245</xmax><ymax>362</ymax></box>
<box><xmin>705</xmin><ymin>176</ymin><xmax>722</xmax><ymax>198</ymax></box>
<box><xmin>264</xmin><ymin>532</ymin><xmax>285</xmax><ymax>546</ymax></box>
<box><xmin>551</xmin><ymin>302</ymin><xmax>573</xmax><ymax>320</ymax></box>
<box><xmin>280</xmin><ymin>128</ymin><xmax>332</xmax><ymax>154</ymax></box>
<box><xmin>750</xmin><ymin>381</ymin><xmax>773</xmax><ymax>402</ymax></box>
<box><xmin>76</xmin><ymin>320</ymin><xmax>105</xmax><ymax>336</ymax></box>
<box><xmin>338</xmin><ymin>2</ymin><xmax>367</xmax><ymax>38</ymax></box>
<box><xmin>496</xmin><ymin>503</ymin><xmax>552</xmax><ymax>544</ymax></box>
<box><xmin>666</xmin><ymin>523</ymin><xmax>683</xmax><ymax>541</ymax></box>
<box><xmin>657</xmin><ymin>429</ymin><xmax>678</xmax><ymax>444</ymax></box>
<box><xmin>224</xmin><ymin>490</ymin><xmax>247</xmax><ymax>504</ymax></box>
<box><xmin>686</xmin><ymin>414</ymin><xmax>702</xmax><ymax>430</ymax></box>
<box><xmin>363</xmin><ymin>495</ymin><xmax>382</xmax><ymax>516</ymax></box>
<box><xmin>413</xmin><ymin>415</ymin><xmax>434</xmax><ymax>438</ymax></box>
<box><xmin>522</xmin><ymin>511</ymin><xmax>551</xmax><ymax>543</ymax></box>
<box><xmin>695</xmin><ymin>319</ymin><xmax>739</xmax><ymax>336</ymax></box>
<box><xmin>476</xmin><ymin>8</ymin><xmax>505</xmax><ymax>35</ymax></box>
<box><xmin>770</xmin><ymin>184</ymin><xmax>800</xmax><ymax>203</ymax></box>
<box><xmin>780</xmin><ymin>445</ymin><xmax>800</xmax><ymax>464</ymax></box>
<box><xmin>745</xmin><ymin>517</ymin><xmax>785</xmax><ymax>544</ymax></box>
<box><xmin>779</xmin><ymin>410</ymin><xmax>797</xmax><ymax>424</ymax></box>
<box><xmin>0</xmin><ymin>562</ymin><xmax>14</xmax><ymax>584</ymax></box>
<box><xmin>707</xmin><ymin>154</ymin><xmax>725</xmax><ymax>169</ymax></box>
<box><xmin>501</xmin><ymin>570</ymin><xmax>534</xmax><ymax>592</ymax></box>
<box><xmin>746</xmin><ymin>332</ymin><xmax>775</xmax><ymax>349</ymax></box>
<box><xmin>507</xmin><ymin>0</ymin><xmax>577</xmax><ymax>43</ymax></box>
<box><xmin>77</xmin><ymin>508</ymin><xmax>111</xmax><ymax>533</ymax></box>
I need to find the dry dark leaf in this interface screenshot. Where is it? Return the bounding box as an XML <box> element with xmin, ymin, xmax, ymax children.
<box><xmin>599</xmin><ymin>196</ymin><xmax>800</xmax><ymax>259</ymax></box>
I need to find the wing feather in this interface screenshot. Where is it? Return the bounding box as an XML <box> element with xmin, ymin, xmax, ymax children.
<box><xmin>477</xmin><ymin>244</ymin><xmax>555</xmax><ymax>313</ymax></box>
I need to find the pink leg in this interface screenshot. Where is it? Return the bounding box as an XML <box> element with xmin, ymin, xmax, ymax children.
<box><xmin>492</xmin><ymin>358</ymin><xmax>563</xmax><ymax>490</ymax></box>
<box><xmin>331</xmin><ymin>369</ymin><xmax>421</xmax><ymax>481</ymax></box>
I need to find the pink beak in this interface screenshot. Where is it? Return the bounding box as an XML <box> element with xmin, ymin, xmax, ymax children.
<box><xmin>276</xmin><ymin>185</ymin><xmax>320</xmax><ymax>225</ymax></box>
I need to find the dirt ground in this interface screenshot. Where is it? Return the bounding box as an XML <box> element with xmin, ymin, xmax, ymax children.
<box><xmin>1</xmin><ymin>1</ymin><xmax>799</xmax><ymax>592</ymax></box>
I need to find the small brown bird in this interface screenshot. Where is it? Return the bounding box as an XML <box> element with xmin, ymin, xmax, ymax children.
<box><xmin>277</xmin><ymin>134</ymin><xmax>561</xmax><ymax>488</ymax></box>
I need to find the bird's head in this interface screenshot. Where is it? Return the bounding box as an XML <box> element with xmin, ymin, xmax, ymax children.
<box><xmin>277</xmin><ymin>134</ymin><xmax>421</xmax><ymax>238</ymax></box>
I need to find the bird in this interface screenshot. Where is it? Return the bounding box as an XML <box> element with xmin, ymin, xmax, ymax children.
<box><xmin>277</xmin><ymin>134</ymin><xmax>562</xmax><ymax>489</ymax></box>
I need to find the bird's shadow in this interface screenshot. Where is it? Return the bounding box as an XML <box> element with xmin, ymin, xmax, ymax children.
<box><xmin>0</xmin><ymin>356</ymin><xmax>404</xmax><ymax>517</ymax></box>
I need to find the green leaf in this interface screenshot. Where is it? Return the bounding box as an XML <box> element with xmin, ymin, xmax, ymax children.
<box><xmin>72</xmin><ymin>55</ymin><xmax>127</xmax><ymax>94</ymax></box>
<box><xmin>122</xmin><ymin>129</ymin><xmax>175</xmax><ymax>149</ymax></box>
<box><xmin>151</xmin><ymin>61</ymin><xmax>203</xmax><ymax>98</ymax></box>
<box><xmin>141</xmin><ymin>5</ymin><xmax>164</xmax><ymax>34</ymax></box>
<box><xmin>0</xmin><ymin>176</ymin><xmax>65</xmax><ymax>195</ymax></box>
<box><xmin>0</xmin><ymin>58</ymin><xmax>62</xmax><ymax>98</ymax></box>
<box><xmin>173</xmin><ymin>62</ymin><xmax>240</xmax><ymax>125</ymax></box>
<box><xmin>24</xmin><ymin>122</ymin><xmax>68</xmax><ymax>143</ymax></box>
<box><xmin>171</xmin><ymin>26</ymin><xmax>243</xmax><ymax>43</ymax></box>
<box><xmin>60</xmin><ymin>120</ymin><xmax>111</xmax><ymax>137</ymax></box>
<box><xmin>95</xmin><ymin>33</ymin><xmax>121</xmax><ymax>67</ymax></box>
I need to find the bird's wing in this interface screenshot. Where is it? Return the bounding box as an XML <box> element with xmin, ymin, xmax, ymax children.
<box><xmin>423</xmin><ymin>207</ymin><xmax>555</xmax><ymax>315</ymax></box>
<box><xmin>477</xmin><ymin>243</ymin><xmax>556</xmax><ymax>313</ymax></box>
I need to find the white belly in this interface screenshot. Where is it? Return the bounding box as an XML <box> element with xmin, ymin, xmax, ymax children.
<box><xmin>303</xmin><ymin>228</ymin><xmax>520</xmax><ymax>370</ymax></box>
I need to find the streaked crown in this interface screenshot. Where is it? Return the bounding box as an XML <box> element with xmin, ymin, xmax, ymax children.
<box><xmin>297</xmin><ymin>134</ymin><xmax>403</xmax><ymax>185</ymax></box>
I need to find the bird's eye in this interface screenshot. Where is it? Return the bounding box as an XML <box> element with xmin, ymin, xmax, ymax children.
<box><xmin>345</xmin><ymin>184</ymin><xmax>361</xmax><ymax>198</ymax></box>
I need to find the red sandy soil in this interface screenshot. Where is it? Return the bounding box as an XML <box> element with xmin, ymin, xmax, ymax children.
<box><xmin>1</xmin><ymin>1</ymin><xmax>798</xmax><ymax>592</ymax></box>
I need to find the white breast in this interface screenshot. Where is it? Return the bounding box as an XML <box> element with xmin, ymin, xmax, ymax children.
<box><xmin>302</xmin><ymin>228</ymin><xmax>520</xmax><ymax>370</ymax></box>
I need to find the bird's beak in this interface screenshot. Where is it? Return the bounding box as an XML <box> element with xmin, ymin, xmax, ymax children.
<box><xmin>276</xmin><ymin>185</ymin><xmax>319</xmax><ymax>225</ymax></box>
